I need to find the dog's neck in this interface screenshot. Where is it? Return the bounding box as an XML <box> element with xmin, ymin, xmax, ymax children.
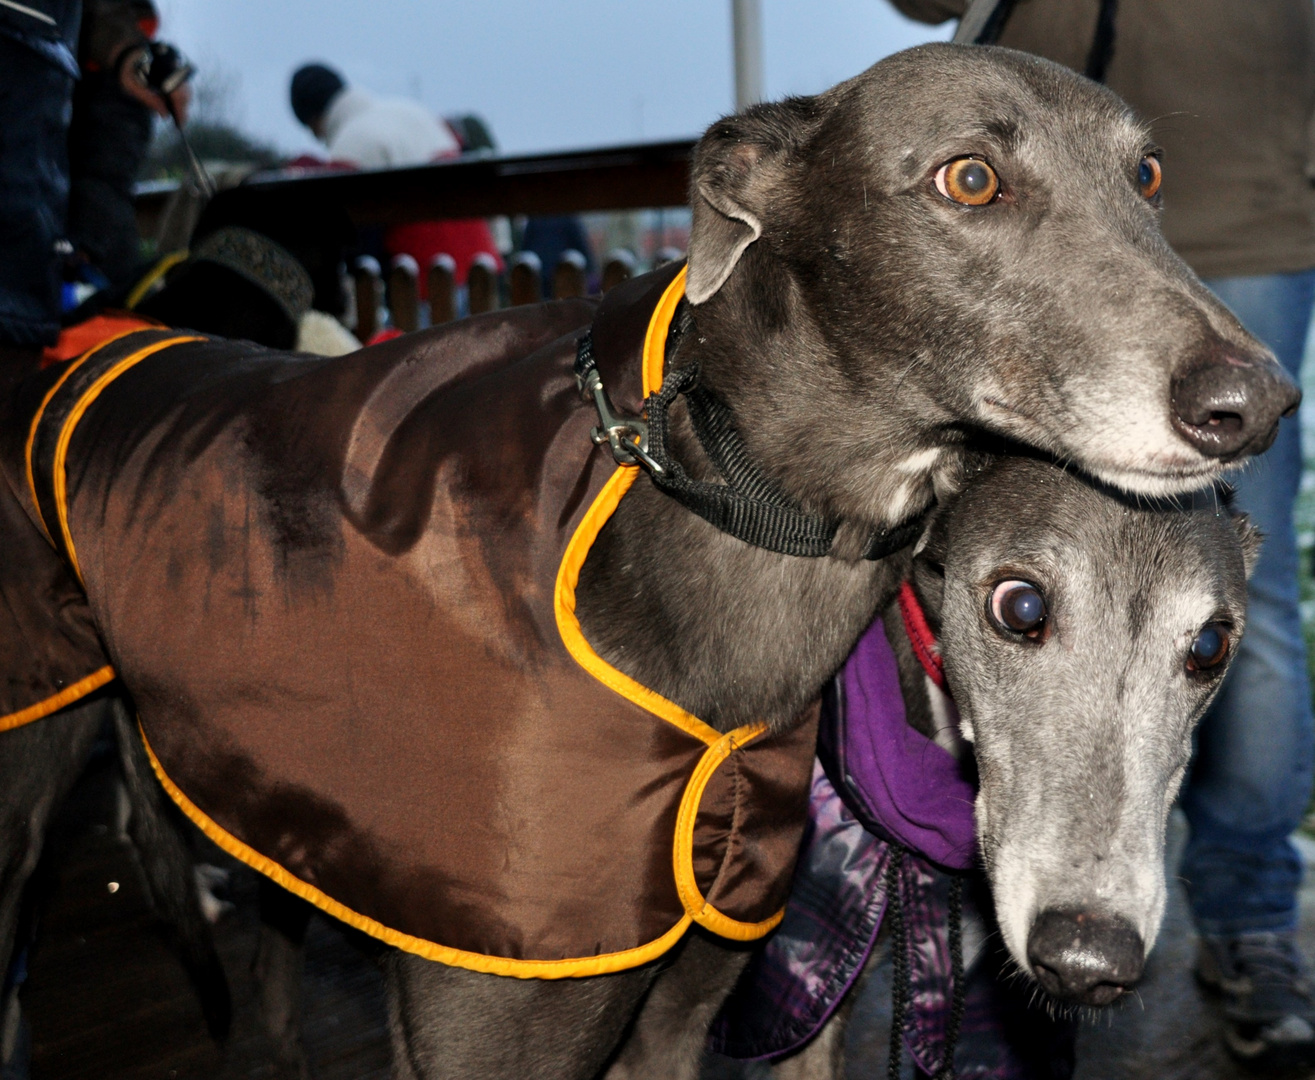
<box><xmin>574</xmin><ymin>277</ymin><xmax>965</xmax><ymax>733</ymax></box>
<box><xmin>573</xmin><ymin>383</ymin><xmax>950</xmax><ymax>732</ymax></box>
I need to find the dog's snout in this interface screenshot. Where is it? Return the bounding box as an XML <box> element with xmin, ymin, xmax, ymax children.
<box><xmin>1026</xmin><ymin>909</ymin><xmax>1144</xmax><ymax>1006</ymax></box>
<box><xmin>1170</xmin><ymin>355</ymin><xmax>1301</xmax><ymax>460</ymax></box>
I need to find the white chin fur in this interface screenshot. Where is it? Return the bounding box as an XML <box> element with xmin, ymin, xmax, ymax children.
<box><xmin>1081</xmin><ymin>457</ymin><xmax>1236</xmax><ymax>498</ymax></box>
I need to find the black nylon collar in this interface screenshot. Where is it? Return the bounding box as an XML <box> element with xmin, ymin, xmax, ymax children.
<box><xmin>575</xmin><ymin>304</ymin><xmax>929</xmax><ymax>562</ymax></box>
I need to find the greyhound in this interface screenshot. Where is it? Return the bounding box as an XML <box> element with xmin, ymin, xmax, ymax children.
<box><xmin>344</xmin><ymin>44</ymin><xmax>1295</xmax><ymax>1078</ymax></box>
<box><xmin>763</xmin><ymin>454</ymin><xmax>1255</xmax><ymax>1079</ymax></box>
<box><xmin>0</xmin><ymin>41</ymin><xmax>1299</xmax><ymax>1079</ymax></box>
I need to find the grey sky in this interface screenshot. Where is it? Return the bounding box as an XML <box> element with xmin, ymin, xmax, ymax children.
<box><xmin>154</xmin><ymin>1</ymin><xmax>952</xmax><ymax>157</ymax></box>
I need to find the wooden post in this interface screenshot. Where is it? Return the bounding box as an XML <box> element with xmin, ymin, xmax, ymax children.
<box><xmin>509</xmin><ymin>251</ymin><xmax>542</xmax><ymax>306</ymax></box>
<box><xmin>389</xmin><ymin>254</ymin><xmax>420</xmax><ymax>333</ymax></box>
<box><xmin>601</xmin><ymin>249</ymin><xmax>636</xmax><ymax>294</ymax></box>
<box><xmin>353</xmin><ymin>256</ymin><xmax>382</xmax><ymax>343</ymax></box>
<box><xmin>427</xmin><ymin>253</ymin><xmax>457</xmax><ymax>326</ymax></box>
<box><xmin>552</xmin><ymin>249</ymin><xmax>588</xmax><ymax>300</ymax></box>
<box><xmin>467</xmin><ymin>252</ymin><xmax>500</xmax><ymax>315</ymax></box>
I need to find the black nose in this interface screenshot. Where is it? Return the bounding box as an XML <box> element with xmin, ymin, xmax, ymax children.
<box><xmin>1170</xmin><ymin>355</ymin><xmax>1301</xmax><ymax>460</ymax></box>
<box><xmin>1027</xmin><ymin>909</ymin><xmax>1144</xmax><ymax>1006</ymax></box>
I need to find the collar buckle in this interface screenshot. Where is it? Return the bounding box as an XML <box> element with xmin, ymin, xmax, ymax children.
<box><xmin>576</xmin><ymin>350</ymin><xmax>665</xmax><ymax>476</ymax></box>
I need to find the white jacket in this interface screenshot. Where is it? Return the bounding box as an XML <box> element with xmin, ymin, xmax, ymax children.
<box><xmin>320</xmin><ymin>88</ymin><xmax>459</xmax><ymax>170</ymax></box>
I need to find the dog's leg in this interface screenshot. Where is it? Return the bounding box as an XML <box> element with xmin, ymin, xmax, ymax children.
<box><xmin>603</xmin><ymin>930</ymin><xmax>751</xmax><ymax>1080</ymax></box>
<box><xmin>254</xmin><ymin>879</ymin><xmax>313</xmax><ymax>1078</ymax></box>
<box><xmin>0</xmin><ymin>696</ymin><xmax>104</xmax><ymax>1065</ymax></box>
<box><xmin>385</xmin><ymin>948</ymin><xmax>657</xmax><ymax>1080</ymax></box>
<box><xmin>111</xmin><ymin>702</ymin><xmax>232</xmax><ymax>1042</ymax></box>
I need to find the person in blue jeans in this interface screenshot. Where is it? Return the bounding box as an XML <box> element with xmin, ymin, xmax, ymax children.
<box><xmin>1185</xmin><ymin>270</ymin><xmax>1315</xmax><ymax>1064</ymax></box>
<box><xmin>889</xmin><ymin>0</ymin><xmax>1315</xmax><ymax>1069</ymax></box>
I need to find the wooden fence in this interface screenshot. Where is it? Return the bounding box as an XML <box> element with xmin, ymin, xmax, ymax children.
<box><xmin>352</xmin><ymin>246</ymin><xmax>660</xmax><ymax>337</ymax></box>
<box><xmin>135</xmin><ymin>138</ymin><xmax>696</xmax><ymax>341</ymax></box>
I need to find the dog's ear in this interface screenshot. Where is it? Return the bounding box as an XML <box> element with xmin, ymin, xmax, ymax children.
<box><xmin>910</xmin><ymin>509</ymin><xmax>950</xmax><ymax>630</ymax></box>
<box><xmin>686</xmin><ymin>98</ymin><xmax>819</xmax><ymax>305</ymax></box>
<box><xmin>1230</xmin><ymin>511</ymin><xmax>1263</xmax><ymax>579</ymax></box>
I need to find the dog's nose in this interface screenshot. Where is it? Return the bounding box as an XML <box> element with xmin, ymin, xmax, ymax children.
<box><xmin>1027</xmin><ymin>909</ymin><xmax>1144</xmax><ymax>1006</ymax></box>
<box><xmin>1170</xmin><ymin>355</ymin><xmax>1301</xmax><ymax>460</ymax></box>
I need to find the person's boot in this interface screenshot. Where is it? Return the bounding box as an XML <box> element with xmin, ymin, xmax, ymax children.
<box><xmin>1197</xmin><ymin>931</ymin><xmax>1315</xmax><ymax>1070</ymax></box>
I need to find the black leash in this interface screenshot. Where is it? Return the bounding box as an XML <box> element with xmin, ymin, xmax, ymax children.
<box><xmin>952</xmin><ymin>0</ymin><xmax>1018</xmax><ymax>45</ymax></box>
<box><xmin>1084</xmin><ymin>0</ymin><xmax>1120</xmax><ymax>83</ymax></box>
<box><xmin>886</xmin><ymin>847</ymin><xmax>967</xmax><ymax>1080</ymax></box>
<box><xmin>574</xmin><ymin>311</ymin><xmax>927</xmax><ymax>561</ymax></box>
<box><xmin>938</xmin><ymin>874</ymin><xmax>967</xmax><ymax>1080</ymax></box>
<box><xmin>887</xmin><ymin>847</ymin><xmax>909</xmax><ymax>1080</ymax></box>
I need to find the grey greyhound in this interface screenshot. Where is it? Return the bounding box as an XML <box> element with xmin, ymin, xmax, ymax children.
<box><xmin>0</xmin><ymin>41</ymin><xmax>1298</xmax><ymax>1079</ymax></box>
<box><xmin>765</xmin><ymin>455</ymin><xmax>1255</xmax><ymax>1080</ymax></box>
<box><xmin>298</xmin><ymin>44</ymin><xmax>1293</xmax><ymax>1078</ymax></box>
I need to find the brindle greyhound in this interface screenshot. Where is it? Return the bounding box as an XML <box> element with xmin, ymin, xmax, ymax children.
<box><xmin>764</xmin><ymin>455</ymin><xmax>1255</xmax><ymax>1080</ymax></box>
<box><xmin>0</xmin><ymin>42</ymin><xmax>1298</xmax><ymax>1079</ymax></box>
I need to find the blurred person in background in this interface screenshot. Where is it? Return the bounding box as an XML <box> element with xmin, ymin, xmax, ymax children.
<box><xmin>0</xmin><ymin>0</ymin><xmax>82</xmax><ymax>381</ymax></box>
<box><xmin>289</xmin><ymin>62</ymin><xmax>503</xmax><ymax>295</ymax></box>
<box><xmin>67</xmin><ymin>0</ymin><xmax>190</xmax><ymax>293</ymax></box>
<box><xmin>520</xmin><ymin>215</ymin><xmax>597</xmax><ymax>299</ymax></box>
<box><xmin>892</xmin><ymin>1</ymin><xmax>1315</xmax><ymax>1070</ymax></box>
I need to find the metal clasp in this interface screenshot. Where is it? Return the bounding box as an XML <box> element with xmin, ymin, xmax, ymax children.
<box><xmin>577</xmin><ymin>367</ymin><xmax>665</xmax><ymax>475</ymax></box>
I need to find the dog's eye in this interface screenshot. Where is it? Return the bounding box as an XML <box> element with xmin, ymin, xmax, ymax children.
<box><xmin>1138</xmin><ymin>155</ymin><xmax>1162</xmax><ymax>200</ymax></box>
<box><xmin>934</xmin><ymin>157</ymin><xmax>1000</xmax><ymax>206</ymax></box>
<box><xmin>1187</xmin><ymin>622</ymin><xmax>1230</xmax><ymax>673</ymax></box>
<box><xmin>988</xmin><ymin>580</ymin><xmax>1046</xmax><ymax>638</ymax></box>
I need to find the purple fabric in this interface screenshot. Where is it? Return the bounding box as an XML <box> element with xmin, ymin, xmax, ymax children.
<box><xmin>710</xmin><ymin>764</ymin><xmax>962</xmax><ymax>1073</ymax></box>
<box><xmin>709</xmin><ymin>763</ymin><xmax>892</xmax><ymax>1060</ymax></box>
<box><xmin>709</xmin><ymin>614</ymin><xmax>1076</xmax><ymax>1077</ymax></box>
<box><xmin>838</xmin><ymin>616</ymin><xmax>977</xmax><ymax>870</ymax></box>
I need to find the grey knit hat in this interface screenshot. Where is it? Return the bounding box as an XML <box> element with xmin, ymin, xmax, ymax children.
<box><xmin>189</xmin><ymin>226</ymin><xmax>314</xmax><ymax>325</ymax></box>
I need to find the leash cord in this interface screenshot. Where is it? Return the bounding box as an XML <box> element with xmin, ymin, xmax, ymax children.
<box><xmin>887</xmin><ymin>850</ymin><xmax>967</xmax><ymax>1080</ymax></box>
<box><xmin>887</xmin><ymin>846</ymin><xmax>909</xmax><ymax>1080</ymax></box>
<box><xmin>1084</xmin><ymin>0</ymin><xmax>1120</xmax><ymax>82</ymax></box>
<box><xmin>937</xmin><ymin>874</ymin><xmax>967</xmax><ymax>1080</ymax></box>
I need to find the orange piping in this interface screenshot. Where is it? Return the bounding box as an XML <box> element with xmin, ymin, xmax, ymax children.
<box><xmin>672</xmin><ymin>724</ymin><xmax>786</xmax><ymax>940</ymax></box>
<box><xmin>0</xmin><ymin>665</ymin><xmax>116</xmax><ymax>733</ymax></box>
<box><xmin>51</xmin><ymin>336</ymin><xmax>202</xmax><ymax>585</ymax></box>
<box><xmin>25</xmin><ymin>328</ymin><xmax>147</xmax><ymax>543</ymax></box>
<box><xmin>140</xmin><ymin>723</ymin><xmax>694</xmax><ymax>979</ymax></box>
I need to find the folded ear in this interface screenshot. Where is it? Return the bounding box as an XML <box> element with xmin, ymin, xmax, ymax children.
<box><xmin>910</xmin><ymin>506</ymin><xmax>951</xmax><ymax>628</ymax></box>
<box><xmin>685</xmin><ymin>98</ymin><xmax>820</xmax><ymax>305</ymax></box>
<box><xmin>1231</xmin><ymin>511</ymin><xmax>1263</xmax><ymax>579</ymax></box>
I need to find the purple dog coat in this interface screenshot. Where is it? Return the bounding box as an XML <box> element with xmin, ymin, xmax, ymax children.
<box><xmin>709</xmin><ymin>601</ymin><xmax>976</xmax><ymax>1074</ymax></box>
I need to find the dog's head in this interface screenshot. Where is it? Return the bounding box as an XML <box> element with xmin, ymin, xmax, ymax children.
<box><xmin>684</xmin><ymin>43</ymin><xmax>1299</xmax><ymax>521</ymax></box>
<box><xmin>912</xmin><ymin>456</ymin><xmax>1255</xmax><ymax>1006</ymax></box>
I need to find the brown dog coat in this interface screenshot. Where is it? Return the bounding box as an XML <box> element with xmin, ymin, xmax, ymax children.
<box><xmin>0</xmin><ymin>264</ymin><xmax>816</xmax><ymax>977</ymax></box>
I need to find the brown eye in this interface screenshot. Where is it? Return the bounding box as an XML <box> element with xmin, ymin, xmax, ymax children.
<box><xmin>988</xmin><ymin>580</ymin><xmax>1046</xmax><ymax>638</ymax></box>
<box><xmin>1138</xmin><ymin>155</ymin><xmax>1162</xmax><ymax>199</ymax></box>
<box><xmin>934</xmin><ymin>157</ymin><xmax>1000</xmax><ymax>206</ymax></box>
<box><xmin>1187</xmin><ymin>623</ymin><xmax>1230</xmax><ymax>673</ymax></box>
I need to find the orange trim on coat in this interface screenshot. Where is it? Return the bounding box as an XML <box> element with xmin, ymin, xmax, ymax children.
<box><xmin>673</xmin><ymin>725</ymin><xmax>786</xmax><ymax>940</ymax></box>
<box><xmin>139</xmin><ymin>724</ymin><xmax>696</xmax><ymax>979</ymax></box>
<box><xmin>51</xmin><ymin>336</ymin><xmax>203</xmax><ymax>585</ymax></box>
<box><xmin>0</xmin><ymin>665</ymin><xmax>116</xmax><ymax>733</ymax></box>
<box><xmin>554</xmin><ymin>262</ymin><xmax>787</xmax><ymax>943</ymax></box>
<box><xmin>25</xmin><ymin>328</ymin><xmax>150</xmax><ymax>544</ymax></box>
<box><xmin>553</xmin><ymin>466</ymin><xmax>723</xmax><ymax>748</ymax></box>
<box><xmin>642</xmin><ymin>264</ymin><xmax>687</xmax><ymax>396</ymax></box>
